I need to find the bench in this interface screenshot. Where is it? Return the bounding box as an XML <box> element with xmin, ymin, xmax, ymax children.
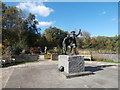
<box><xmin>1</xmin><ymin>55</ymin><xmax>16</xmax><ymax>66</ymax></box>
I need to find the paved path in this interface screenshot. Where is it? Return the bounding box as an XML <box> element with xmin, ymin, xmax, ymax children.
<box><xmin>2</xmin><ymin>60</ymin><xmax>119</xmax><ymax>88</ymax></box>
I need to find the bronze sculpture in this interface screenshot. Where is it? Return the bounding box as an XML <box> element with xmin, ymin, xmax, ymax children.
<box><xmin>62</xmin><ymin>29</ymin><xmax>82</xmax><ymax>55</ymax></box>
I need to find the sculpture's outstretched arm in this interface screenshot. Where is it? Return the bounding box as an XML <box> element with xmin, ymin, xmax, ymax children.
<box><xmin>76</xmin><ymin>29</ymin><xmax>82</xmax><ymax>37</ymax></box>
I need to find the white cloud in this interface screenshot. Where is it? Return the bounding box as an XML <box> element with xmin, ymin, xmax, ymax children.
<box><xmin>112</xmin><ymin>18</ymin><xmax>117</xmax><ymax>21</ymax></box>
<box><xmin>43</xmin><ymin>0</ymin><xmax>48</xmax><ymax>2</ymax></box>
<box><xmin>16</xmin><ymin>2</ymin><xmax>54</xmax><ymax>17</ymax></box>
<box><xmin>102</xmin><ymin>11</ymin><xmax>106</xmax><ymax>15</ymax></box>
<box><xmin>38</xmin><ymin>21</ymin><xmax>54</xmax><ymax>26</ymax></box>
<box><xmin>112</xmin><ymin>18</ymin><xmax>120</xmax><ymax>22</ymax></box>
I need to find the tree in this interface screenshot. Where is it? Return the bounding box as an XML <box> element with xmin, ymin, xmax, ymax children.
<box><xmin>89</xmin><ymin>37</ymin><xmax>97</xmax><ymax>49</ymax></box>
<box><xmin>2</xmin><ymin>5</ymin><xmax>26</xmax><ymax>48</ymax></box>
<box><xmin>80</xmin><ymin>30</ymin><xmax>91</xmax><ymax>49</ymax></box>
<box><xmin>25</xmin><ymin>13</ymin><xmax>41</xmax><ymax>35</ymax></box>
<box><xmin>44</xmin><ymin>27</ymin><xmax>68</xmax><ymax>48</ymax></box>
<box><xmin>22</xmin><ymin>13</ymin><xmax>42</xmax><ymax>47</ymax></box>
<box><xmin>81</xmin><ymin>30</ymin><xmax>91</xmax><ymax>37</ymax></box>
<box><xmin>2</xmin><ymin>3</ymin><xmax>41</xmax><ymax>48</ymax></box>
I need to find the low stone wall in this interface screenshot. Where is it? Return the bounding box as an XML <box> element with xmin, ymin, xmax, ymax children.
<box><xmin>13</xmin><ymin>55</ymin><xmax>38</xmax><ymax>63</ymax></box>
<box><xmin>92</xmin><ymin>53</ymin><xmax>119</xmax><ymax>62</ymax></box>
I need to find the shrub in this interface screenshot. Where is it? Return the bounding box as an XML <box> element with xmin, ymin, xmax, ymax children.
<box><xmin>30</xmin><ymin>47</ymin><xmax>41</xmax><ymax>54</ymax></box>
<box><xmin>44</xmin><ymin>54</ymin><xmax>51</xmax><ymax>59</ymax></box>
<box><xmin>48</xmin><ymin>49</ymin><xmax>62</xmax><ymax>54</ymax></box>
<box><xmin>11</xmin><ymin>47</ymin><xmax>22</xmax><ymax>55</ymax></box>
<box><xmin>20</xmin><ymin>48</ymin><xmax>30</xmax><ymax>54</ymax></box>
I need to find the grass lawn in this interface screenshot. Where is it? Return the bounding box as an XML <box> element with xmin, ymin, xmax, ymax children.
<box><xmin>85</xmin><ymin>60</ymin><xmax>120</xmax><ymax>63</ymax></box>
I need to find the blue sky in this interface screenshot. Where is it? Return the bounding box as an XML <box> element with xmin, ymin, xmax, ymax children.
<box><xmin>4</xmin><ymin>2</ymin><xmax>118</xmax><ymax>37</ymax></box>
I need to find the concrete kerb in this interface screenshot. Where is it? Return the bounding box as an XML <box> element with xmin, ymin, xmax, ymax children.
<box><xmin>63</xmin><ymin>71</ymin><xmax>95</xmax><ymax>78</ymax></box>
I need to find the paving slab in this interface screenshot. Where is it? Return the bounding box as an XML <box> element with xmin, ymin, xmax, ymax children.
<box><xmin>2</xmin><ymin>60</ymin><xmax>119</xmax><ymax>88</ymax></box>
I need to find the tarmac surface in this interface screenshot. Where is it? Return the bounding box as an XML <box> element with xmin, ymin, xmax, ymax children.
<box><xmin>1</xmin><ymin>60</ymin><xmax>119</xmax><ymax>88</ymax></box>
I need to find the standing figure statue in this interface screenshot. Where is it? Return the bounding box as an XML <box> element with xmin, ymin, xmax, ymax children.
<box><xmin>44</xmin><ymin>46</ymin><xmax>47</xmax><ymax>54</ymax></box>
<box><xmin>62</xmin><ymin>29</ymin><xmax>82</xmax><ymax>55</ymax></box>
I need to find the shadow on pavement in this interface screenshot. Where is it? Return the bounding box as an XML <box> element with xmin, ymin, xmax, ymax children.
<box><xmin>85</xmin><ymin>65</ymin><xmax>117</xmax><ymax>72</ymax></box>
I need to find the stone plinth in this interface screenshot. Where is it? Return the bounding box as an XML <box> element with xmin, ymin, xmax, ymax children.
<box><xmin>38</xmin><ymin>55</ymin><xmax>44</xmax><ymax>60</ymax></box>
<box><xmin>58</xmin><ymin>55</ymin><xmax>84</xmax><ymax>74</ymax></box>
<box><xmin>51</xmin><ymin>54</ymin><xmax>58</xmax><ymax>60</ymax></box>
